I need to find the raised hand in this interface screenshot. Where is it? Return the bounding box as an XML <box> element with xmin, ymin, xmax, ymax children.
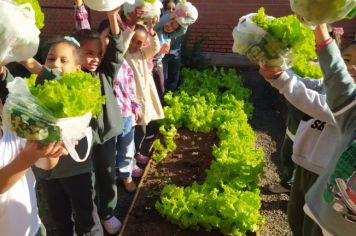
<box><xmin>258</xmin><ymin>64</ymin><xmax>283</xmax><ymax>81</ymax></box>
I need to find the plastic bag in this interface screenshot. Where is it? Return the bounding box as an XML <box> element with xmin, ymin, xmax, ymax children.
<box><xmin>232</xmin><ymin>13</ymin><xmax>292</xmax><ymax>70</ymax></box>
<box><xmin>83</xmin><ymin>0</ymin><xmax>134</xmax><ymax>12</ymax></box>
<box><xmin>290</xmin><ymin>0</ymin><xmax>356</xmax><ymax>24</ymax></box>
<box><xmin>3</xmin><ymin>78</ymin><xmax>92</xmax><ymax>162</ymax></box>
<box><xmin>123</xmin><ymin>0</ymin><xmax>163</xmax><ymax>21</ymax></box>
<box><xmin>175</xmin><ymin>1</ymin><xmax>198</xmax><ymax>26</ymax></box>
<box><xmin>0</xmin><ymin>0</ymin><xmax>40</xmax><ymax>66</ymax></box>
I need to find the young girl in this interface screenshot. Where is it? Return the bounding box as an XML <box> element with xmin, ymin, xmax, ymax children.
<box><xmin>152</xmin><ymin>1</ymin><xmax>188</xmax><ymax>97</ymax></box>
<box><xmin>0</xmin><ymin>67</ymin><xmax>68</xmax><ymax>236</ymax></box>
<box><xmin>114</xmin><ymin>60</ymin><xmax>143</xmax><ymax>192</ymax></box>
<box><xmin>124</xmin><ymin>23</ymin><xmax>165</xmax><ymax>165</ymax></box>
<box><xmin>71</xmin><ymin>7</ymin><xmax>127</xmax><ymax>234</ymax></box>
<box><xmin>21</xmin><ymin>36</ymin><xmax>108</xmax><ymax>235</ymax></box>
<box><xmin>162</xmin><ymin>0</ymin><xmax>185</xmax><ymax>92</ymax></box>
<box><xmin>73</xmin><ymin>0</ymin><xmax>144</xmax><ymax>192</ymax></box>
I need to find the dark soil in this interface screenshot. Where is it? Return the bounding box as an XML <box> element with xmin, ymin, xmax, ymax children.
<box><xmin>122</xmin><ymin>129</ymin><xmax>224</xmax><ymax>236</ymax></box>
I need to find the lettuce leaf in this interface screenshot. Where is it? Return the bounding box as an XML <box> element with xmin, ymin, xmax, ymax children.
<box><xmin>14</xmin><ymin>0</ymin><xmax>45</xmax><ymax>29</ymax></box>
<box><xmin>26</xmin><ymin>71</ymin><xmax>105</xmax><ymax>118</ymax></box>
<box><xmin>253</xmin><ymin>8</ymin><xmax>323</xmax><ymax>79</ymax></box>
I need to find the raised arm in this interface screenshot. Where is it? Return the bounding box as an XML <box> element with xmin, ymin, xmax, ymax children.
<box><xmin>142</xmin><ymin>19</ymin><xmax>160</xmax><ymax>59</ymax></box>
<box><xmin>74</xmin><ymin>0</ymin><xmax>91</xmax><ymax>30</ymax></box>
<box><xmin>99</xmin><ymin>8</ymin><xmax>125</xmax><ymax>82</ymax></box>
<box><xmin>314</xmin><ymin>24</ymin><xmax>355</xmax><ymax>132</ymax></box>
<box><xmin>154</xmin><ymin>10</ymin><xmax>187</xmax><ymax>30</ymax></box>
<box><xmin>259</xmin><ymin>65</ymin><xmax>336</xmax><ymax>125</ymax></box>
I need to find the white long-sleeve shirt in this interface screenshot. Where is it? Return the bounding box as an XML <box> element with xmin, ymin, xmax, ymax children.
<box><xmin>268</xmin><ymin>71</ymin><xmax>341</xmax><ymax>175</ymax></box>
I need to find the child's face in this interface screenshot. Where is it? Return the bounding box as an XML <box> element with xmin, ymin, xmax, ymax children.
<box><xmin>342</xmin><ymin>44</ymin><xmax>356</xmax><ymax>82</ymax></box>
<box><xmin>164</xmin><ymin>20</ymin><xmax>180</xmax><ymax>33</ymax></box>
<box><xmin>128</xmin><ymin>31</ymin><xmax>148</xmax><ymax>53</ymax></box>
<box><xmin>80</xmin><ymin>39</ymin><xmax>103</xmax><ymax>72</ymax></box>
<box><xmin>45</xmin><ymin>43</ymin><xmax>81</xmax><ymax>73</ymax></box>
<box><xmin>165</xmin><ymin>2</ymin><xmax>176</xmax><ymax>13</ymax></box>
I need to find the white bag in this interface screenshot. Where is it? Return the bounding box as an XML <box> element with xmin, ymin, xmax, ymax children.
<box><xmin>3</xmin><ymin>78</ymin><xmax>93</xmax><ymax>162</ymax></box>
<box><xmin>175</xmin><ymin>1</ymin><xmax>198</xmax><ymax>26</ymax></box>
<box><xmin>0</xmin><ymin>0</ymin><xmax>40</xmax><ymax>67</ymax></box>
<box><xmin>290</xmin><ymin>0</ymin><xmax>356</xmax><ymax>24</ymax></box>
<box><xmin>123</xmin><ymin>0</ymin><xmax>163</xmax><ymax>21</ymax></box>
<box><xmin>83</xmin><ymin>0</ymin><xmax>135</xmax><ymax>11</ymax></box>
<box><xmin>232</xmin><ymin>13</ymin><xmax>292</xmax><ymax>70</ymax></box>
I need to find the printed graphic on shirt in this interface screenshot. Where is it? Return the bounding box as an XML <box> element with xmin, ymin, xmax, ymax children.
<box><xmin>310</xmin><ymin>120</ymin><xmax>326</xmax><ymax>131</ymax></box>
<box><xmin>323</xmin><ymin>143</ymin><xmax>356</xmax><ymax>224</ymax></box>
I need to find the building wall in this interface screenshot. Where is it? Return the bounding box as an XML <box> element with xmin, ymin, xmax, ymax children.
<box><xmin>39</xmin><ymin>0</ymin><xmax>356</xmax><ymax>53</ymax></box>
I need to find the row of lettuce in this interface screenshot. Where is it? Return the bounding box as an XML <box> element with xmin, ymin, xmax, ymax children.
<box><xmin>152</xmin><ymin>68</ymin><xmax>265</xmax><ymax>236</ymax></box>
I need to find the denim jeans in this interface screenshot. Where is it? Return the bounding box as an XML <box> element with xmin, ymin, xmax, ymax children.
<box><xmin>116</xmin><ymin>116</ymin><xmax>135</xmax><ymax>180</ymax></box>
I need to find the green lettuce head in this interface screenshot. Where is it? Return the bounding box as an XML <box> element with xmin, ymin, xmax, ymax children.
<box><xmin>14</xmin><ymin>0</ymin><xmax>45</xmax><ymax>29</ymax></box>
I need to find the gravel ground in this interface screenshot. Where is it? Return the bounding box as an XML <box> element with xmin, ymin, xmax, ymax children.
<box><xmin>241</xmin><ymin>70</ymin><xmax>292</xmax><ymax>236</ymax></box>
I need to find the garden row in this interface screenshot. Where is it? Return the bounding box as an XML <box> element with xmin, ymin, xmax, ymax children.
<box><xmin>149</xmin><ymin>68</ymin><xmax>265</xmax><ymax>235</ymax></box>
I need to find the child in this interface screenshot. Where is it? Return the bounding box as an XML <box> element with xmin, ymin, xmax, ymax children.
<box><xmin>73</xmin><ymin>0</ymin><xmax>144</xmax><ymax>191</ymax></box>
<box><xmin>267</xmin><ymin>26</ymin><xmax>344</xmax><ymax>195</ymax></box>
<box><xmin>152</xmin><ymin>2</ymin><xmax>188</xmax><ymax>97</ymax></box>
<box><xmin>161</xmin><ymin>0</ymin><xmax>186</xmax><ymax>92</ymax></box>
<box><xmin>124</xmin><ymin>23</ymin><xmax>164</xmax><ymax>165</ymax></box>
<box><xmin>22</xmin><ymin>37</ymin><xmax>106</xmax><ymax>236</ymax></box>
<box><xmin>303</xmin><ymin>24</ymin><xmax>356</xmax><ymax>236</ymax></box>
<box><xmin>0</xmin><ymin>67</ymin><xmax>68</xmax><ymax>236</ymax></box>
<box><xmin>71</xmin><ymin>8</ymin><xmax>126</xmax><ymax>234</ymax></box>
<box><xmin>259</xmin><ymin>64</ymin><xmax>336</xmax><ymax>235</ymax></box>
<box><xmin>259</xmin><ymin>31</ymin><xmax>355</xmax><ymax>235</ymax></box>
<box><xmin>114</xmin><ymin>60</ymin><xmax>143</xmax><ymax>192</ymax></box>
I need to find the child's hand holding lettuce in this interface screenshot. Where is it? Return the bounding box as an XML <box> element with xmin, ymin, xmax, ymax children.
<box><xmin>3</xmin><ymin>72</ymin><xmax>105</xmax><ymax>161</ymax></box>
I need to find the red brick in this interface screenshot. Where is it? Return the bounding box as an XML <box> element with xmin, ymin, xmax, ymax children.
<box><xmin>37</xmin><ymin>0</ymin><xmax>356</xmax><ymax>53</ymax></box>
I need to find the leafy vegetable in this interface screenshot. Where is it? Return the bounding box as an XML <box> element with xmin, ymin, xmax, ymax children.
<box><xmin>290</xmin><ymin>0</ymin><xmax>356</xmax><ymax>24</ymax></box>
<box><xmin>154</xmin><ymin>68</ymin><xmax>264</xmax><ymax>235</ymax></box>
<box><xmin>252</xmin><ymin>7</ymin><xmax>322</xmax><ymax>79</ymax></box>
<box><xmin>14</xmin><ymin>0</ymin><xmax>45</xmax><ymax>29</ymax></box>
<box><xmin>143</xmin><ymin>0</ymin><xmax>156</xmax><ymax>3</ymax></box>
<box><xmin>26</xmin><ymin>71</ymin><xmax>105</xmax><ymax>118</ymax></box>
<box><xmin>4</xmin><ymin>94</ymin><xmax>61</xmax><ymax>143</ymax></box>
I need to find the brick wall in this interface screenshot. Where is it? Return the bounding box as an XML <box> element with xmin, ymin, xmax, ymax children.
<box><xmin>39</xmin><ymin>0</ymin><xmax>356</xmax><ymax>53</ymax></box>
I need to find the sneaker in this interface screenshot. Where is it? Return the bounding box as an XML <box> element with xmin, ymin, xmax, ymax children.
<box><xmin>123</xmin><ymin>177</ymin><xmax>137</xmax><ymax>192</ymax></box>
<box><xmin>101</xmin><ymin>216</ymin><xmax>122</xmax><ymax>235</ymax></box>
<box><xmin>135</xmin><ymin>153</ymin><xmax>150</xmax><ymax>165</ymax></box>
<box><xmin>267</xmin><ymin>183</ymin><xmax>291</xmax><ymax>194</ymax></box>
<box><xmin>132</xmin><ymin>165</ymin><xmax>144</xmax><ymax>178</ymax></box>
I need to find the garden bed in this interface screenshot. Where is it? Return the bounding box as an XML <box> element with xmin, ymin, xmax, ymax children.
<box><xmin>121</xmin><ymin>128</ymin><xmax>222</xmax><ymax>235</ymax></box>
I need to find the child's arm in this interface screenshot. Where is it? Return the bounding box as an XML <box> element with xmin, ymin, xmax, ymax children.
<box><xmin>142</xmin><ymin>20</ymin><xmax>161</xmax><ymax>59</ymax></box>
<box><xmin>107</xmin><ymin>8</ymin><xmax>120</xmax><ymax>36</ymax></box>
<box><xmin>259</xmin><ymin>65</ymin><xmax>336</xmax><ymax>125</ymax></box>
<box><xmin>0</xmin><ymin>141</ymin><xmax>67</xmax><ymax>194</ymax></box>
<box><xmin>314</xmin><ymin>24</ymin><xmax>355</xmax><ymax>132</ymax></box>
<box><xmin>74</xmin><ymin>0</ymin><xmax>91</xmax><ymax>30</ymax></box>
<box><xmin>20</xmin><ymin>58</ymin><xmax>43</xmax><ymax>75</ymax></box>
<box><xmin>154</xmin><ymin>10</ymin><xmax>187</xmax><ymax>30</ymax></box>
<box><xmin>100</xmin><ymin>8</ymin><xmax>125</xmax><ymax>81</ymax></box>
<box><xmin>167</xmin><ymin>25</ymin><xmax>188</xmax><ymax>39</ymax></box>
